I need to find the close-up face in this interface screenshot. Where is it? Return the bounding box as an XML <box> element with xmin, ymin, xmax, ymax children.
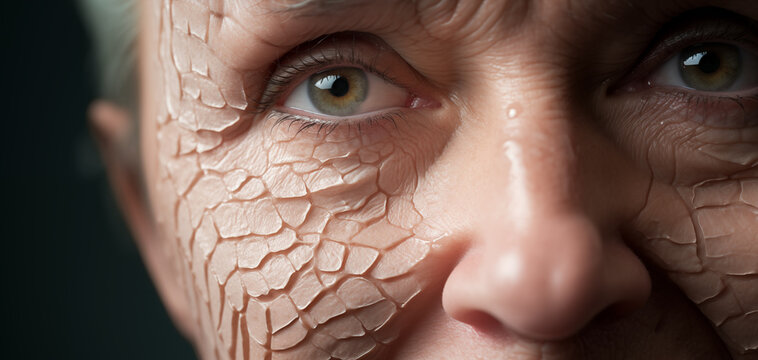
<box><xmin>106</xmin><ymin>0</ymin><xmax>758</xmax><ymax>358</ymax></box>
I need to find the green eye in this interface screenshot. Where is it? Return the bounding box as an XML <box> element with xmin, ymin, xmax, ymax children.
<box><xmin>282</xmin><ymin>65</ymin><xmax>408</xmax><ymax>119</ymax></box>
<box><xmin>307</xmin><ymin>67</ymin><xmax>368</xmax><ymax>116</ymax></box>
<box><xmin>679</xmin><ymin>43</ymin><xmax>741</xmax><ymax>91</ymax></box>
<box><xmin>650</xmin><ymin>41</ymin><xmax>758</xmax><ymax>93</ymax></box>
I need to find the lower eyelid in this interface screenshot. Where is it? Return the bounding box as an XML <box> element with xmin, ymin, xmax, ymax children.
<box><xmin>599</xmin><ymin>97</ymin><xmax>758</xmax><ymax>184</ymax></box>
<box><xmin>273</xmin><ymin>106</ymin><xmax>406</xmax><ymax>123</ymax></box>
<box><xmin>267</xmin><ymin>109</ymin><xmax>407</xmax><ymax>138</ymax></box>
<box><xmin>665</xmin><ymin>92</ymin><xmax>758</xmax><ymax>129</ymax></box>
<box><xmin>600</xmin><ymin>91</ymin><xmax>758</xmax><ymax>158</ymax></box>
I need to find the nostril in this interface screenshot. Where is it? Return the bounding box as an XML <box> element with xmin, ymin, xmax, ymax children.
<box><xmin>443</xmin><ymin>216</ymin><xmax>652</xmax><ymax>342</ymax></box>
<box><xmin>450</xmin><ymin>308</ymin><xmax>506</xmax><ymax>336</ymax></box>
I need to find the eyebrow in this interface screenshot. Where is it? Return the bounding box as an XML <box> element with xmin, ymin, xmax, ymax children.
<box><xmin>255</xmin><ymin>0</ymin><xmax>758</xmax><ymax>59</ymax></box>
<box><xmin>270</xmin><ymin>0</ymin><xmax>374</xmax><ymax>15</ymax></box>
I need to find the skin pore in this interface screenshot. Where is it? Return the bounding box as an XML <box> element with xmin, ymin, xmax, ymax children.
<box><xmin>96</xmin><ymin>0</ymin><xmax>757</xmax><ymax>359</ymax></box>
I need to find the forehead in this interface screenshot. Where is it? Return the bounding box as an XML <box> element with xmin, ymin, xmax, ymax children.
<box><xmin>208</xmin><ymin>0</ymin><xmax>756</xmax><ymax>51</ymax></box>
<box><xmin>238</xmin><ymin>0</ymin><xmax>563</xmax><ymax>41</ymax></box>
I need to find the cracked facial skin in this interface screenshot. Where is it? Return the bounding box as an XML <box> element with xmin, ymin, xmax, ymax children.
<box><xmin>130</xmin><ymin>0</ymin><xmax>758</xmax><ymax>359</ymax></box>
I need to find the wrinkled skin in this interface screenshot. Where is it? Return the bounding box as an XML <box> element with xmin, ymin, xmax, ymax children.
<box><xmin>119</xmin><ymin>0</ymin><xmax>758</xmax><ymax>359</ymax></box>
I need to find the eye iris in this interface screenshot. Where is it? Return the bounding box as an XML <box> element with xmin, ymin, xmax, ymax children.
<box><xmin>315</xmin><ymin>75</ymin><xmax>350</xmax><ymax>97</ymax></box>
<box><xmin>679</xmin><ymin>43</ymin><xmax>741</xmax><ymax>91</ymax></box>
<box><xmin>686</xmin><ymin>51</ymin><xmax>720</xmax><ymax>73</ymax></box>
<box><xmin>308</xmin><ymin>67</ymin><xmax>368</xmax><ymax>116</ymax></box>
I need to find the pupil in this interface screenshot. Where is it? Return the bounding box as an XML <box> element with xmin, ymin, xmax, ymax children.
<box><xmin>679</xmin><ymin>44</ymin><xmax>740</xmax><ymax>91</ymax></box>
<box><xmin>329</xmin><ymin>76</ymin><xmax>350</xmax><ymax>97</ymax></box>
<box><xmin>698</xmin><ymin>51</ymin><xmax>721</xmax><ymax>74</ymax></box>
<box><xmin>307</xmin><ymin>67</ymin><xmax>367</xmax><ymax>116</ymax></box>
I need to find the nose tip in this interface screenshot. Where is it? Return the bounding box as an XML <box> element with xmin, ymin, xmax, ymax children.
<box><xmin>442</xmin><ymin>215</ymin><xmax>651</xmax><ymax>340</ymax></box>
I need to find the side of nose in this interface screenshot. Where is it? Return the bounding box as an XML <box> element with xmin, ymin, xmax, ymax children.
<box><xmin>441</xmin><ymin>107</ymin><xmax>652</xmax><ymax>340</ymax></box>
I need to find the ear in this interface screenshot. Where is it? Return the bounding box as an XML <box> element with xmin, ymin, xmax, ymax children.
<box><xmin>89</xmin><ymin>100</ymin><xmax>194</xmax><ymax>340</ymax></box>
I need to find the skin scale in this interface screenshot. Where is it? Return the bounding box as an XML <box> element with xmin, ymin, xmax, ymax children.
<box><xmin>101</xmin><ymin>0</ymin><xmax>758</xmax><ymax>358</ymax></box>
<box><xmin>148</xmin><ymin>1</ymin><xmax>439</xmax><ymax>358</ymax></box>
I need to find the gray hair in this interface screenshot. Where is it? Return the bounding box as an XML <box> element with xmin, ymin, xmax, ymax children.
<box><xmin>75</xmin><ymin>0</ymin><xmax>352</xmax><ymax>115</ymax></box>
<box><xmin>74</xmin><ymin>0</ymin><xmax>342</xmax><ymax>175</ymax></box>
<box><xmin>78</xmin><ymin>0</ymin><xmax>138</xmax><ymax>112</ymax></box>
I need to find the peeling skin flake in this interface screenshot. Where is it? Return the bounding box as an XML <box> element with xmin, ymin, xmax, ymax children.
<box><xmin>137</xmin><ymin>0</ymin><xmax>758</xmax><ymax>358</ymax></box>
<box><xmin>213</xmin><ymin>199</ymin><xmax>282</xmax><ymax>237</ymax></box>
<box><xmin>337</xmin><ymin>278</ymin><xmax>384</xmax><ymax>309</ymax></box>
<box><xmin>316</xmin><ymin>240</ymin><xmax>346</xmax><ymax>272</ymax></box>
<box><xmin>288</xmin><ymin>270</ymin><xmax>323</xmax><ymax>310</ymax></box>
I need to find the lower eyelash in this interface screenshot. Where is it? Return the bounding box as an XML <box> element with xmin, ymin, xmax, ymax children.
<box><xmin>268</xmin><ymin>110</ymin><xmax>405</xmax><ymax>136</ymax></box>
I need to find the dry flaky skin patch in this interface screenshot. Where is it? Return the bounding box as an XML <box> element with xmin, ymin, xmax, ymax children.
<box><xmin>146</xmin><ymin>1</ymin><xmax>758</xmax><ymax>359</ymax></box>
<box><xmin>153</xmin><ymin>1</ymin><xmax>434</xmax><ymax>359</ymax></box>
<box><xmin>632</xmin><ymin>171</ymin><xmax>758</xmax><ymax>357</ymax></box>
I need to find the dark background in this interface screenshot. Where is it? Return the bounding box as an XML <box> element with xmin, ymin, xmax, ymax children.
<box><xmin>4</xmin><ymin>1</ymin><xmax>196</xmax><ymax>359</ymax></box>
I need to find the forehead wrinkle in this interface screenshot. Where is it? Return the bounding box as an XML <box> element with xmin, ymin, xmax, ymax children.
<box><xmin>557</xmin><ymin>0</ymin><xmax>758</xmax><ymax>30</ymax></box>
<box><xmin>539</xmin><ymin>0</ymin><xmax>758</xmax><ymax>64</ymax></box>
<box><xmin>220</xmin><ymin>0</ymin><xmax>416</xmax><ymax>51</ymax></box>
<box><xmin>267</xmin><ymin>0</ymin><xmax>378</xmax><ymax>15</ymax></box>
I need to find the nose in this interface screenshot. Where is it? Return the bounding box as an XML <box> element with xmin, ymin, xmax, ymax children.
<box><xmin>441</xmin><ymin>105</ymin><xmax>652</xmax><ymax>340</ymax></box>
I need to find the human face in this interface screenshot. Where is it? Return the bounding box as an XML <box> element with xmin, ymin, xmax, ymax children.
<box><xmin>136</xmin><ymin>0</ymin><xmax>757</xmax><ymax>359</ymax></box>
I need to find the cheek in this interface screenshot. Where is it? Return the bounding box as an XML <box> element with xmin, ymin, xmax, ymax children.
<box><xmin>154</xmin><ymin>112</ymin><xmax>442</xmax><ymax>358</ymax></box>
<box><xmin>149</xmin><ymin>4</ymin><xmax>446</xmax><ymax>358</ymax></box>
<box><xmin>629</xmin><ymin>172</ymin><xmax>758</xmax><ymax>353</ymax></box>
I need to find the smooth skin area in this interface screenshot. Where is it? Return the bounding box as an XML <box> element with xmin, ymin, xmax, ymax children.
<box><xmin>93</xmin><ymin>0</ymin><xmax>758</xmax><ymax>359</ymax></box>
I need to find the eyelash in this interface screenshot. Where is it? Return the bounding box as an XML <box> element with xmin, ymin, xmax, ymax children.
<box><xmin>271</xmin><ymin>110</ymin><xmax>406</xmax><ymax>135</ymax></box>
<box><xmin>253</xmin><ymin>40</ymin><xmax>409</xmax><ymax>134</ymax></box>
<box><xmin>618</xmin><ymin>9</ymin><xmax>758</xmax><ymax>92</ymax></box>
<box><xmin>614</xmin><ymin>9</ymin><xmax>758</xmax><ymax>127</ymax></box>
<box><xmin>256</xmin><ymin>10</ymin><xmax>758</xmax><ymax>136</ymax></box>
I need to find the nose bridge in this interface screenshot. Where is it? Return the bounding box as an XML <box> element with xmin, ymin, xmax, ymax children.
<box><xmin>481</xmin><ymin>104</ymin><xmax>608</xmax><ymax>294</ymax></box>
<box><xmin>482</xmin><ymin>105</ymin><xmax>584</xmax><ymax>227</ymax></box>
